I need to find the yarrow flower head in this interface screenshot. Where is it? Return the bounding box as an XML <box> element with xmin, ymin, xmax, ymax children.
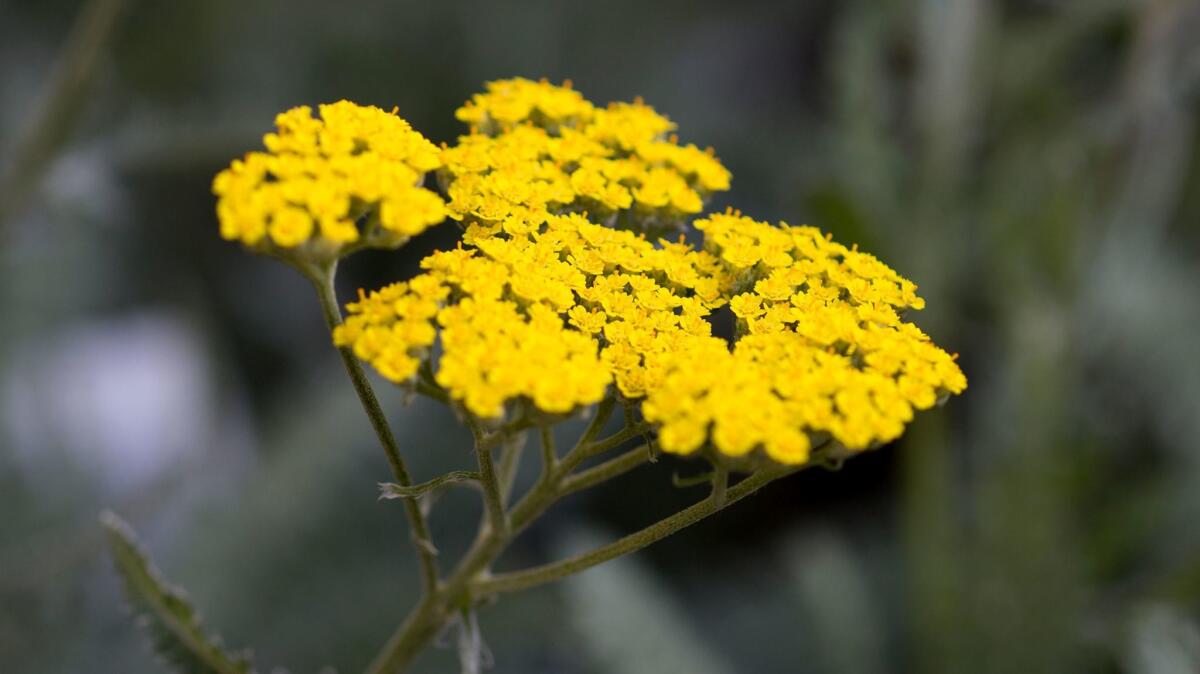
<box><xmin>337</xmin><ymin>205</ymin><xmax>966</xmax><ymax>466</ymax></box>
<box><xmin>333</xmin><ymin>213</ymin><xmax>726</xmax><ymax>420</ymax></box>
<box><xmin>440</xmin><ymin>78</ymin><xmax>731</xmax><ymax>240</ymax></box>
<box><xmin>221</xmin><ymin>80</ymin><xmax>966</xmax><ymax>471</ymax></box>
<box><xmin>639</xmin><ymin>211</ymin><xmax>967</xmax><ymax>466</ymax></box>
<box><xmin>455</xmin><ymin>77</ymin><xmax>596</xmax><ymax>133</ymax></box>
<box><xmin>213</xmin><ymin>101</ymin><xmax>446</xmax><ymax>266</ymax></box>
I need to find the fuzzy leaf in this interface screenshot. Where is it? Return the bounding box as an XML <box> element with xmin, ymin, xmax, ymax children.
<box><xmin>101</xmin><ymin>510</ymin><xmax>256</xmax><ymax>674</ymax></box>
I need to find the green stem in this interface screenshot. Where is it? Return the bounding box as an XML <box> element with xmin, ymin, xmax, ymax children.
<box><xmin>557</xmin><ymin>444</ymin><xmax>650</xmax><ymax>498</ymax></box>
<box><xmin>413</xmin><ymin>378</ymin><xmax>449</xmax><ymax>404</ymax></box>
<box><xmin>563</xmin><ymin>396</ymin><xmax>616</xmax><ymax>459</ymax></box>
<box><xmin>309</xmin><ymin>264</ymin><xmax>439</xmax><ymax>595</ymax></box>
<box><xmin>497</xmin><ymin>431</ymin><xmax>527</xmax><ymax>503</ymax></box>
<box><xmin>364</xmin><ymin>392</ymin><xmax>803</xmax><ymax>674</ymax></box>
<box><xmin>477</xmin><ymin>417</ymin><xmax>536</xmax><ymax>451</ymax></box>
<box><xmin>475</xmin><ymin>465</ymin><xmax>800</xmax><ymax>597</ymax></box>
<box><xmin>366</xmin><ymin>519</ymin><xmax>510</xmax><ymax>674</ymax></box>
<box><xmin>363</xmin><ymin>596</ymin><xmax>447</xmax><ymax>674</ymax></box>
<box><xmin>711</xmin><ymin>465</ymin><xmax>728</xmax><ymax>507</ymax></box>
<box><xmin>380</xmin><ymin>471</ymin><xmax>482</xmax><ymax>499</ymax></box>
<box><xmin>468</xmin><ymin>418</ymin><xmax>509</xmax><ymax>536</ymax></box>
<box><xmin>571</xmin><ymin>421</ymin><xmax>653</xmax><ymax>465</ymax></box>
<box><xmin>508</xmin><ymin>395</ymin><xmax>623</xmax><ymax>533</ymax></box>
<box><xmin>540</xmin><ymin>425</ymin><xmax>557</xmax><ymax>474</ymax></box>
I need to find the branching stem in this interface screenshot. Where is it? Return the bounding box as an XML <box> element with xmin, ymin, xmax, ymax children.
<box><xmin>474</xmin><ymin>465</ymin><xmax>800</xmax><ymax>596</ymax></box>
<box><xmin>468</xmin><ymin>417</ymin><xmax>509</xmax><ymax>537</ymax></box>
<box><xmin>364</xmin><ymin>390</ymin><xmax>808</xmax><ymax>674</ymax></box>
<box><xmin>558</xmin><ymin>444</ymin><xmax>650</xmax><ymax>497</ymax></box>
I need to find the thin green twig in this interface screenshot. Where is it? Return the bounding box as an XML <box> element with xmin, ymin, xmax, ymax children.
<box><xmin>309</xmin><ymin>265</ymin><xmax>439</xmax><ymax>595</ymax></box>
<box><xmin>711</xmin><ymin>465</ymin><xmax>728</xmax><ymax>507</ymax></box>
<box><xmin>539</xmin><ymin>425</ymin><xmax>557</xmax><ymax>474</ymax></box>
<box><xmin>467</xmin><ymin>415</ymin><xmax>509</xmax><ymax>536</ymax></box>
<box><xmin>558</xmin><ymin>443</ymin><xmax>651</xmax><ymax>498</ymax></box>
<box><xmin>474</xmin><ymin>465</ymin><xmax>801</xmax><ymax>597</ymax></box>
<box><xmin>364</xmin><ymin>391</ymin><xmax>811</xmax><ymax>674</ymax></box>
<box><xmin>380</xmin><ymin>471</ymin><xmax>482</xmax><ymax>499</ymax></box>
<box><xmin>497</xmin><ymin>431</ymin><xmax>527</xmax><ymax>503</ymax></box>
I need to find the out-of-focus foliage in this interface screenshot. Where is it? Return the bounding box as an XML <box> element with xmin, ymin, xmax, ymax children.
<box><xmin>2</xmin><ymin>0</ymin><xmax>1199</xmax><ymax>672</ymax></box>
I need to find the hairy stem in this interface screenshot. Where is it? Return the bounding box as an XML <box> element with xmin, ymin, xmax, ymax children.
<box><xmin>497</xmin><ymin>431</ymin><xmax>527</xmax><ymax>503</ymax></box>
<box><xmin>309</xmin><ymin>265</ymin><xmax>439</xmax><ymax>595</ymax></box>
<box><xmin>471</xmin><ymin>424</ymin><xmax>509</xmax><ymax>537</ymax></box>
<box><xmin>570</xmin><ymin>421</ymin><xmax>653</xmax><ymax>467</ymax></box>
<box><xmin>711</xmin><ymin>465</ymin><xmax>728</xmax><ymax>507</ymax></box>
<box><xmin>563</xmin><ymin>396</ymin><xmax>616</xmax><ymax>461</ymax></box>
<box><xmin>363</xmin><ymin>596</ymin><xmax>447</xmax><ymax>674</ymax></box>
<box><xmin>474</xmin><ymin>465</ymin><xmax>800</xmax><ymax>596</ymax></box>
<box><xmin>557</xmin><ymin>443</ymin><xmax>651</xmax><ymax>497</ymax></box>
<box><xmin>364</xmin><ymin>391</ymin><xmax>806</xmax><ymax>674</ymax></box>
<box><xmin>539</xmin><ymin>425</ymin><xmax>557</xmax><ymax>474</ymax></box>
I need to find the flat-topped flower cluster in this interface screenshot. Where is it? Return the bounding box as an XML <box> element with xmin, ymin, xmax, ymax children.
<box><xmin>213</xmin><ymin>101</ymin><xmax>446</xmax><ymax>260</ymax></box>
<box><xmin>443</xmin><ymin>79</ymin><xmax>730</xmax><ymax>239</ymax></box>
<box><xmin>218</xmin><ymin>78</ymin><xmax>966</xmax><ymax>467</ymax></box>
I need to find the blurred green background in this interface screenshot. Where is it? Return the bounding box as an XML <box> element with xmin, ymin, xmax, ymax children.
<box><xmin>3</xmin><ymin>0</ymin><xmax>1200</xmax><ymax>672</ymax></box>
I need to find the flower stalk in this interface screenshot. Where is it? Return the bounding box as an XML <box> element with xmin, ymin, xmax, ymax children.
<box><xmin>475</xmin><ymin>464</ymin><xmax>799</xmax><ymax>597</ymax></box>
<box><xmin>308</xmin><ymin>263</ymin><xmax>440</xmax><ymax>595</ymax></box>
<box><xmin>361</xmin><ymin>391</ymin><xmax>803</xmax><ymax>674</ymax></box>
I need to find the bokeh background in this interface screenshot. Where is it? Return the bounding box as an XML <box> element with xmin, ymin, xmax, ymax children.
<box><xmin>3</xmin><ymin>0</ymin><xmax>1200</xmax><ymax>672</ymax></box>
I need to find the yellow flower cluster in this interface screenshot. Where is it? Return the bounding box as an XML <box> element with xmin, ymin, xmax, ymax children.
<box><xmin>336</xmin><ymin>201</ymin><xmax>965</xmax><ymax>464</ymax></box>
<box><xmin>215</xmin><ymin>82</ymin><xmax>967</xmax><ymax>467</ymax></box>
<box><xmin>640</xmin><ymin>211</ymin><xmax>967</xmax><ymax>464</ymax></box>
<box><xmin>456</xmin><ymin>78</ymin><xmax>595</xmax><ymax>133</ymax></box>
<box><xmin>333</xmin><ymin>213</ymin><xmax>727</xmax><ymax>419</ymax></box>
<box><xmin>213</xmin><ymin>101</ymin><xmax>446</xmax><ymax>260</ymax></box>
<box><xmin>441</xmin><ymin>78</ymin><xmax>731</xmax><ymax>237</ymax></box>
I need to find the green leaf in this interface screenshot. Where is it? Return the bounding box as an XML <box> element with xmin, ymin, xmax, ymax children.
<box><xmin>101</xmin><ymin>510</ymin><xmax>256</xmax><ymax>674</ymax></box>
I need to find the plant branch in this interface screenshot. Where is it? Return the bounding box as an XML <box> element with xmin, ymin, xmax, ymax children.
<box><xmin>508</xmin><ymin>398</ymin><xmax>620</xmax><ymax>534</ymax></box>
<box><xmin>711</xmin><ymin>465</ymin><xmax>728</xmax><ymax>507</ymax></box>
<box><xmin>309</xmin><ymin>264</ymin><xmax>439</xmax><ymax>595</ymax></box>
<box><xmin>497</xmin><ymin>431</ymin><xmax>527</xmax><ymax>503</ymax></box>
<box><xmin>380</xmin><ymin>471</ymin><xmax>482</xmax><ymax>499</ymax></box>
<box><xmin>413</xmin><ymin>379</ymin><xmax>449</xmax><ymax>404</ymax></box>
<box><xmin>468</xmin><ymin>417</ymin><xmax>509</xmax><ymax>536</ymax></box>
<box><xmin>477</xmin><ymin>417</ymin><xmax>536</xmax><ymax>451</ymax></box>
<box><xmin>539</xmin><ymin>425</ymin><xmax>557</xmax><ymax>474</ymax></box>
<box><xmin>578</xmin><ymin>421</ymin><xmax>653</xmax><ymax>461</ymax></box>
<box><xmin>363</xmin><ymin>395</ymin><xmax>806</xmax><ymax>674</ymax></box>
<box><xmin>560</xmin><ymin>395</ymin><xmax>616</xmax><ymax>461</ymax></box>
<box><xmin>557</xmin><ymin>443</ymin><xmax>651</xmax><ymax>498</ymax></box>
<box><xmin>474</xmin><ymin>465</ymin><xmax>801</xmax><ymax>597</ymax></box>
